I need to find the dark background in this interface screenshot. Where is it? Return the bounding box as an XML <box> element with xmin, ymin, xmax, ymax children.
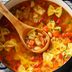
<box><xmin>63</xmin><ymin>0</ymin><xmax>72</xmax><ymax>2</ymax></box>
<box><xmin>55</xmin><ymin>0</ymin><xmax>72</xmax><ymax>72</ymax></box>
<box><xmin>54</xmin><ymin>58</ymin><xmax>72</xmax><ymax>72</ymax></box>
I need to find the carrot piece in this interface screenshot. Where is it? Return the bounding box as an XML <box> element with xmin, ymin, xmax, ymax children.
<box><xmin>63</xmin><ymin>38</ymin><xmax>71</xmax><ymax>45</ymax></box>
<box><xmin>27</xmin><ymin>40</ymin><xmax>35</xmax><ymax>46</ymax></box>
<box><xmin>52</xmin><ymin>30</ymin><xmax>61</xmax><ymax>37</ymax></box>
<box><xmin>43</xmin><ymin>25</ymin><xmax>48</xmax><ymax>32</ymax></box>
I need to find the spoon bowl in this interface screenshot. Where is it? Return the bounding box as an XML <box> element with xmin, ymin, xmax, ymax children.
<box><xmin>0</xmin><ymin>2</ymin><xmax>50</xmax><ymax>53</ymax></box>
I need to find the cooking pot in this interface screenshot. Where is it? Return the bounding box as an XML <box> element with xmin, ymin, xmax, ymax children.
<box><xmin>0</xmin><ymin>0</ymin><xmax>72</xmax><ymax>72</ymax></box>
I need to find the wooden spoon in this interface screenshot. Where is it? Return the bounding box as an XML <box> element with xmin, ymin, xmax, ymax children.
<box><xmin>0</xmin><ymin>2</ymin><xmax>50</xmax><ymax>53</ymax></box>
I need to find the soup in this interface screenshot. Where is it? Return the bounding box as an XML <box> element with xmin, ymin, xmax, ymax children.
<box><xmin>0</xmin><ymin>0</ymin><xmax>72</xmax><ymax>72</ymax></box>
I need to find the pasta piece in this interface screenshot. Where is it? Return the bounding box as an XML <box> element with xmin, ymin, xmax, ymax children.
<box><xmin>43</xmin><ymin>52</ymin><xmax>54</xmax><ymax>67</ymax></box>
<box><xmin>50</xmin><ymin>38</ymin><xmax>66</xmax><ymax>55</ymax></box>
<box><xmin>54</xmin><ymin>26</ymin><xmax>62</xmax><ymax>32</ymax></box>
<box><xmin>47</xmin><ymin>5</ymin><xmax>55</xmax><ymax>16</ymax></box>
<box><xmin>28</xmin><ymin>30</ymin><xmax>36</xmax><ymax>39</ymax></box>
<box><xmin>4</xmin><ymin>39</ymin><xmax>17</xmax><ymax>52</ymax></box>
<box><xmin>1</xmin><ymin>27</ymin><xmax>10</xmax><ymax>35</ymax></box>
<box><xmin>37</xmin><ymin>22</ymin><xmax>44</xmax><ymax>28</ymax></box>
<box><xmin>47</xmin><ymin>5</ymin><xmax>62</xmax><ymax>17</ymax></box>
<box><xmin>0</xmin><ymin>27</ymin><xmax>10</xmax><ymax>42</ymax></box>
<box><xmin>34</xmin><ymin>46</ymin><xmax>41</xmax><ymax>51</ymax></box>
<box><xmin>34</xmin><ymin>5</ymin><xmax>45</xmax><ymax>15</ymax></box>
<box><xmin>55</xmin><ymin>7</ymin><xmax>62</xmax><ymax>18</ymax></box>
<box><xmin>43</xmin><ymin>52</ymin><xmax>54</xmax><ymax>61</ymax></box>
<box><xmin>14</xmin><ymin>54</ymin><xmax>32</xmax><ymax>66</ymax></box>
<box><xmin>68</xmin><ymin>43</ymin><xmax>72</xmax><ymax>49</ymax></box>
<box><xmin>18</xmin><ymin>65</ymin><xmax>26</xmax><ymax>72</ymax></box>
<box><xmin>47</xmin><ymin>20</ymin><xmax>55</xmax><ymax>30</ymax></box>
<box><xmin>65</xmin><ymin>43</ymin><xmax>72</xmax><ymax>56</ymax></box>
<box><xmin>33</xmin><ymin>12</ymin><xmax>41</xmax><ymax>23</ymax></box>
<box><xmin>27</xmin><ymin>66</ymin><xmax>33</xmax><ymax>72</ymax></box>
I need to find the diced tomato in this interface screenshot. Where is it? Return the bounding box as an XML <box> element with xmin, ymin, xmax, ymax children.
<box><xmin>56</xmin><ymin>19</ymin><xmax>61</xmax><ymax>24</ymax></box>
<box><xmin>59</xmin><ymin>53</ymin><xmax>63</xmax><ymax>59</ymax></box>
<box><xmin>60</xmin><ymin>24</ymin><xmax>67</xmax><ymax>32</ymax></box>
<box><xmin>34</xmin><ymin>68</ymin><xmax>41</xmax><ymax>72</ymax></box>
<box><xmin>62</xmin><ymin>32</ymin><xmax>72</xmax><ymax>38</ymax></box>
<box><xmin>53</xmin><ymin>16</ymin><xmax>58</xmax><ymax>22</ymax></box>
<box><xmin>62</xmin><ymin>33</ymin><xmax>67</xmax><ymax>37</ymax></box>
<box><xmin>66</xmin><ymin>32</ymin><xmax>72</xmax><ymax>37</ymax></box>
<box><xmin>27</xmin><ymin>40</ymin><xmax>35</xmax><ymax>46</ymax></box>
<box><xmin>39</xmin><ymin>13</ymin><xmax>47</xmax><ymax>23</ymax></box>
<box><xmin>52</xmin><ymin>58</ymin><xmax>56</xmax><ymax>62</ymax></box>
<box><xmin>30</xmin><ymin>56</ymin><xmax>36</xmax><ymax>61</ymax></box>
<box><xmin>39</xmin><ymin>37</ymin><xmax>45</xmax><ymax>46</ymax></box>
<box><xmin>53</xmin><ymin>16</ymin><xmax>61</xmax><ymax>24</ymax></box>
<box><xmin>42</xmin><ymin>41</ymin><xmax>45</xmax><ymax>47</ymax></box>
<box><xmin>40</xmin><ymin>45</ymin><xmax>44</xmax><ymax>48</ymax></box>
<box><xmin>52</xmin><ymin>30</ymin><xmax>61</xmax><ymax>37</ymax></box>
<box><xmin>33</xmin><ymin>62</ymin><xmax>41</xmax><ymax>68</ymax></box>
<box><xmin>40</xmin><ymin>36</ymin><xmax>44</xmax><ymax>41</ymax></box>
<box><xmin>39</xmin><ymin>17</ymin><xmax>45</xmax><ymax>23</ymax></box>
<box><xmin>13</xmin><ymin>62</ymin><xmax>20</xmax><ymax>70</ymax></box>
<box><xmin>51</xmin><ymin>58</ymin><xmax>59</xmax><ymax>69</ymax></box>
<box><xmin>26</xmin><ymin>40</ymin><xmax>30</xmax><ymax>44</ymax></box>
<box><xmin>34</xmin><ymin>63</ymin><xmax>40</xmax><ymax>68</ymax></box>
<box><xmin>43</xmin><ymin>25</ymin><xmax>48</xmax><ymax>32</ymax></box>
<box><xmin>53</xmin><ymin>60</ymin><xmax>59</xmax><ymax>69</ymax></box>
<box><xmin>70</xmin><ymin>37</ymin><xmax>72</xmax><ymax>42</ymax></box>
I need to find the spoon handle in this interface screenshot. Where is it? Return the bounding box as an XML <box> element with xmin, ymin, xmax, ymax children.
<box><xmin>0</xmin><ymin>2</ymin><xmax>34</xmax><ymax>32</ymax></box>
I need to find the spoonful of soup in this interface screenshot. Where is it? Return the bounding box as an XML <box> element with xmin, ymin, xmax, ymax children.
<box><xmin>0</xmin><ymin>2</ymin><xmax>50</xmax><ymax>53</ymax></box>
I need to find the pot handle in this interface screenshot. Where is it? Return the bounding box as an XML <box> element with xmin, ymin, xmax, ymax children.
<box><xmin>62</xmin><ymin>0</ymin><xmax>72</xmax><ymax>9</ymax></box>
<box><xmin>63</xmin><ymin>0</ymin><xmax>72</xmax><ymax>2</ymax></box>
<box><xmin>0</xmin><ymin>62</ymin><xmax>7</xmax><ymax>70</ymax></box>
